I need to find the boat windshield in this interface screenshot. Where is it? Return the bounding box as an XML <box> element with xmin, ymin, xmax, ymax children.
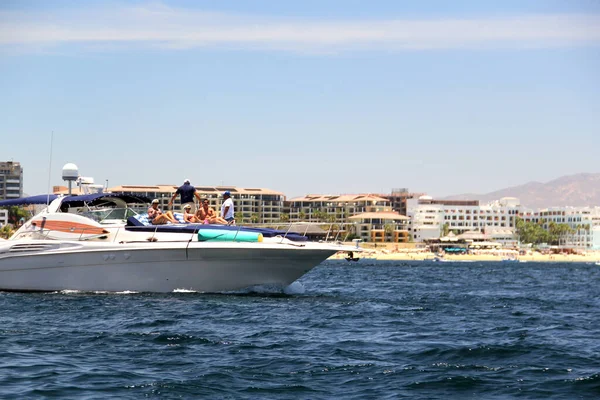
<box><xmin>79</xmin><ymin>207</ymin><xmax>143</xmax><ymax>223</ymax></box>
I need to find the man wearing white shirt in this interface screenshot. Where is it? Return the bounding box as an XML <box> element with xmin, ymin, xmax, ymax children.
<box><xmin>221</xmin><ymin>191</ymin><xmax>235</xmax><ymax>225</ymax></box>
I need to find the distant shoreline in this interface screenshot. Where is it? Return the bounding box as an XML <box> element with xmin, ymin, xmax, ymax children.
<box><xmin>330</xmin><ymin>251</ymin><xmax>600</xmax><ymax>263</ymax></box>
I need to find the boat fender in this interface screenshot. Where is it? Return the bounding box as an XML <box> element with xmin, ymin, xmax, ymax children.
<box><xmin>198</xmin><ymin>230</ymin><xmax>263</xmax><ymax>242</ymax></box>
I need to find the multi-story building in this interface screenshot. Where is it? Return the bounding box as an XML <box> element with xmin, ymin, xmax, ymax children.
<box><xmin>379</xmin><ymin>188</ymin><xmax>425</xmax><ymax>215</ymax></box>
<box><xmin>286</xmin><ymin>194</ymin><xmax>410</xmax><ymax>242</ymax></box>
<box><xmin>0</xmin><ymin>161</ymin><xmax>23</xmax><ymax>201</ymax></box>
<box><xmin>409</xmin><ymin>196</ymin><xmax>600</xmax><ymax>249</ymax></box>
<box><xmin>286</xmin><ymin>194</ymin><xmax>391</xmax><ymax>222</ymax></box>
<box><xmin>408</xmin><ymin>196</ymin><xmax>522</xmax><ymax>246</ymax></box>
<box><xmin>521</xmin><ymin>206</ymin><xmax>600</xmax><ymax>249</ymax></box>
<box><xmin>108</xmin><ymin>185</ymin><xmax>285</xmax><ymax>224</ymax></box>
<box><xmin>348</xmin><ymin>210</ymin><xmax>410</xmax><ymax>242</ymax></box>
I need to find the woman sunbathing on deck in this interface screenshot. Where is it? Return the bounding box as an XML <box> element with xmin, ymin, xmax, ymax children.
<box><xmin>183</xmin><ymin>204</ymin><xmax>200</xmax><ymax>223</ymax></box>
<box><xmin>148</xmin><ymin>199</ymin><xmax>179</xmax><ymax>225</ymax></box>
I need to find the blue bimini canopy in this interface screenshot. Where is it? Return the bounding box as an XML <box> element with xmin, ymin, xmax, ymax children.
<box><xmin>0</xmin><ymin>194</ymin><xmax>59</xmax><ymax>207</ymax></box>
<box><xmin>61</xmin><ymin>193</ymin><xmax>151</xmax><ymax>207</ymax></box>
<box><xmin>0</xmin><ymin>193</ymin><xmax>150</xmax><ymax>208</ymax></box>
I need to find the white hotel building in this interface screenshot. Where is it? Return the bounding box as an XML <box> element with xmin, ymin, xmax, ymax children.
<box><xmin>409</xmin><ymin>195</ymin><xmax>600</xmax><ymax>250</ymax></box>
<box><xmin>520</xmin><ymin>207</ymin><xmax>600</xmax><ymax>250</ymax></box>
<box><xmin>408</xmin><ymin>196</ymin><xmax>521</xmax><ymax>246</ymax></box>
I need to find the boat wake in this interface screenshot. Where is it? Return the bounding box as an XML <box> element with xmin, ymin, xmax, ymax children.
<box><xmin>54</xmin><ymin>289</ymin><xmax>139</xmax><ymax>295</ymax></box>
<box><xmin>283</xmin><ymin>281</ymin><xmax>306</xmax><ymax>295</ymax></box>
<box><xmin>213</xmin><ymin>282</ymin><xmax>307</xmax><ymax>296</ymax></box>
<box><xmin>169</xmin><ymin>282</ymin><xmax>306</xmax><ymax>296</ymax></box>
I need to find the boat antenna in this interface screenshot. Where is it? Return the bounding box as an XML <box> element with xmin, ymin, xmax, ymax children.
<box><xmin>46</xmin><ymin>131</ymin><xmax>54</xmax><ymax>208</ymax></box>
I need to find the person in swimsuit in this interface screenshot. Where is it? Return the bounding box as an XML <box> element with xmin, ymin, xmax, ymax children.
<box><xmin>148</xmin><ymin>199</ymin><xmax>179</xmax><ymax>225</ymax></box>
<box><xmin>183</xmin><ymin>204</ymin><xmax>200</xmax><ymax>223</ymax></box>
<box><xmin>196</xmin><ymin>199</ymin><xmax>228</xmax><ymax>224</ymax></box>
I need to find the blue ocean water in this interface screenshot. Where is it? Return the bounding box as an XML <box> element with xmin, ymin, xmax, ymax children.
<box><xmin>1</xmin><ymin>260</ymin><xmax>599</xmax><ymax>399</ymax></box>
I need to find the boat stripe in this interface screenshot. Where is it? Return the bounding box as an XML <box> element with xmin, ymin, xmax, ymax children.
<box><xmin>32</xmin><ymin>220</ymin><xmax>108</xmax><ymax>235</ymax></box>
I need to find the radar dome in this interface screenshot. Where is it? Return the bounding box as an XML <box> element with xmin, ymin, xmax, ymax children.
<box><xmin>62</xmin><ymin>163</ymin><xmax>79</xmax><ymax>181</ymax></box>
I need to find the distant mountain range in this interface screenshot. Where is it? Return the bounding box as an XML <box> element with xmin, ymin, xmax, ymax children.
<box><xmin>443</xmin><ymin>173</ymin><xmax>600</xmax><ymax>209</ymax></box>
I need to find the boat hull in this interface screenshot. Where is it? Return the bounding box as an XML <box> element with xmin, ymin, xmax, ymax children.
<box><xmin>0</xmin><ymin>242</ymin><xmax>336</xmax><ymax>293</ymax></box>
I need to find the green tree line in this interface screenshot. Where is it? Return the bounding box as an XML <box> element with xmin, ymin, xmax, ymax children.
<box><xmin>515</xmin><ymin>217</ymin><xmax>575</xmax><ymax>246</ymax></box>
<box><xmin>0</xmin><ymin>206</ymin><xmax>31</xmax><ymax>239</ymax></box>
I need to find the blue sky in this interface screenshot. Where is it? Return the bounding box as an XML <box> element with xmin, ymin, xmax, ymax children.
<box><xmin>1</xmin><ymin>1</ymin><xmax>599</xmax><ymax>198</ymax></box>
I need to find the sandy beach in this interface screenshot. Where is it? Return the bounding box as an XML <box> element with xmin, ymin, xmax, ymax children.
<box><xmin>331</xmin><ymin>249</ymin><xmax>600</xmax><ymax>263</ymax></box>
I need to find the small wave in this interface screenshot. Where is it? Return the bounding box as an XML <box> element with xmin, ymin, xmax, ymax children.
<box><xmin>152</xmin><ymin>333</ymin><xmax>220</xmax><ymax>346</ymax></box>
<box><xmin>577</xmin><ymin>373</ymin><xmax>600</xmax><ymax>380</ymax></box>
<box><xmin>406</xmin><ymin>375</ymin><xmax>486</xmax><ymax>390</ymax></box>
<box><xmin>54</xmin><ymin>289</ymin><xmax>139</xmax><ymax>295</ymax></box>
<box><xmin>415</xmin><ymin>343</ymin><xmax>539</xmax><ymax>360</ymax></box>
<box><xmin>172</xmin><ymin>288</ymin><xmax>198</xmax><ymax>293</ymax></box>
<box><xmin>431</xmin><ymin>362</ymin><xmax>502</xmax><ymax>371</ymax></box>
<box><xmin>106</xmin><ymin>290</ymin><xmax>139</xmax><ymax>295</ymax></box>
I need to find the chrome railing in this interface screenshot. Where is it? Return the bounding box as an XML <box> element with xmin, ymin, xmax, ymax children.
<box><xmin>9</xmin><ymin>221</ymin><xmax>355</xmax><ymax>245</ymax></box>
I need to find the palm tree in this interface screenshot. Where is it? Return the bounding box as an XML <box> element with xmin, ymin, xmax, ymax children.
<box><xmin>313</xmin><ymin>210</ymin><xmax>326</xmax><ymax>222</ymax></box>
<box><xmin>5</xmin><ymin>206</ymin><xmax>29</xmax><ymax>225</ymax></box>
<box><xmin>441</xmin><ymin>223</ymin><xmax>450</xmax><ymax>237</ymax></box>
<box><xmin>0</xmin><ymin>224</ymin><xmax>14</xmax><ymax>239</ymax></box>
<box><xmin>298</xmin><ymin>211</ymin><xmax>306</xmax><ymax>221</ymax></box>
<box><xmin>342</xmin><ymin>224</ymin><xmax>357</xmax><ymax>242</ymax></box>
<box><xmin>384</xmin><ymin>223</ymin><xmax>394</xmax><ymax>242</ymax></box>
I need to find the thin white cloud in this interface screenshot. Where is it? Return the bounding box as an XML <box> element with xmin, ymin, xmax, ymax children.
<box><xmin>1</xmin><ymin>3</ymin><xmax>599</xmax><ymax>53</ymax></box>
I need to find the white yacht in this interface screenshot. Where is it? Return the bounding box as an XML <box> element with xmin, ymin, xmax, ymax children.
<box><xmin>0</xmin><ymin>192</ymin><xmax>354</xmax><ymax>293</ymax></box>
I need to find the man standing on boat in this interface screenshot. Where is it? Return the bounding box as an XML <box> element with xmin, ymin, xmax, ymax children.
<box><xmin>168</xmin><ymin>179</ymin><xmax>202</xmax><ymax>212</ymax></box>
<box><xmin>221</xmin><ymin>191</ymin><xmax>235</xmax><ymax>225</ymax></box>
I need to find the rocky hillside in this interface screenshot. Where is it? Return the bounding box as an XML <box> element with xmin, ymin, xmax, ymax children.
<box><xmin>444</xmin><ymin>173</ymin><xmax>600</xmax><ymax>209</ymax></box>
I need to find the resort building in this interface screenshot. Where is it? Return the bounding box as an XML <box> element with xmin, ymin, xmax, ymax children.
<box><xmin>379</xmin><ymin>188</ymin><xmax>425</xmax><ymax>216</ymax></box>
<box><xmin>520</xmin><ymin>206</ymin><xmax>600</xmax><ymax>250</ymax></box>
<box><xmin>348</xmin><ymin>211</ymin><xmax>410</xmax><ymax>243</ymax></box>
<box><xmin>408</xmin><ymin>196</ymin><xmax>522</xmax><ymax>246</ymax></box>
<box><xmin>0</xmin><ymin>161</ymin><xmax>23</xmax><ymax>201</ymax></box>
<box><xmin>286</xmin><ymin>194</ymin><xmax>410</xmax><ymax>242</ymax></box>
<box><xmin>286</xmin><ymin>194</ymin><xmax>390</xmax><ymax>222</ymax></box>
